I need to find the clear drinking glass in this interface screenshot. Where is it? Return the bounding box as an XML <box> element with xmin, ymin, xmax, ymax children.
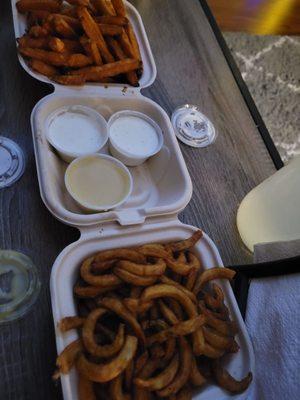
<box><xmin>0</xmin><ymin>136</ymin><xmax>25</xmax><ymax>188</ymax></box>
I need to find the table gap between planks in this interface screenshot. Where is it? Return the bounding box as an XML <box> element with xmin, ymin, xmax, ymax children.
<box><xmin>0</xmin><ymin>0</ymin><xmax>276</xmax><ymax>398</ymax></box>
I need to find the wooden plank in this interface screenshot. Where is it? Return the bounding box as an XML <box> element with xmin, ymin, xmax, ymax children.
<box><xmin>0</xmin><ymin>0</ymin><xmax>276</xmax><ymax>398</ymax></box>
<box><xmin>132</xmin><ymin>0</ymin><xmax>276</xmax><ymax>265</ymax></box>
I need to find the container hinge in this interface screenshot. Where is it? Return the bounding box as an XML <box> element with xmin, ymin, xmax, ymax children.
<box><xmin>116</xmin><ymin>210</ymin><xmax>146</xmax><ymax>226</ymax></box>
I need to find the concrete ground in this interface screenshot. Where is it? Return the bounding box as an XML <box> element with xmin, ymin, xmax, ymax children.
<box><xmin>224</xmin><ymin>33</ymin><xmax>300</xmax><ymax>163</ymax></box>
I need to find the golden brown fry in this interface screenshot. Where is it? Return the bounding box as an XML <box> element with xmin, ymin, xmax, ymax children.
<box><xmin>135</xmin><ymin>359</ymin><xmax>163</xmax><ymax>400</ymax></box>
<box><xmin>78</xmin><ymin>374</ymin><xmax>96</xmax><ymax>400</ymax></box>
<box><xmin>74</xmin><ymin>283</ymin><xmax>121</xmax><ymax>298</ymax></box>
<box><xmin>176</xmin><ymin>386</ymin><xmax>192</xmax><ymax>400</ymax></box>
<box><xmin>166</xmin><ymin>258</ymin><xmax>193</xmax><ymax>276</ymax></box>
<box><xmin>168</xmin><ymin>231</ymin><xmax>203</xmax><ymax>252</ymax></box>
<box><xmin>163</xmin><ymin>337</ymin><xmax>176</xmax><ymax>362</ymax></box>
<box><xmin>110</xmin><ymin>373</ymin><xmax>128</xmax><ymax>400</ymax></box>
<box><xmin>111</xmin><ymin>0</ymin><xmax>126</xmax><ymax>17</ymax></box>
<box><xmin>138</xmin><ymin>244</ymin><xmax>171</xmax><ymax>260</ymax></box>
<box><xmin>117</xmin><ymin>259</ymin><xmax>166</xmax><ymax>277</ymax></box>
<box><xmin>193</xmin><ymin>267</ymin><xmax>236</xmax><ymax>295</ymax></box>
<box><xmin>135</xmin><ymin>351</ymin><xmax>149</xmax><ymax>375</ymax></box>
<box><xmin>123</xmin><ymin>298</ymin><xmax>153</xmax><ymax>316</ymax></box>
<box><xmin>28</xmin><ymin>59</ymin><xmax>58</xmax><ymax>77</ymax></box>
<box><xmin>146</xmin><ymin>316</ymin><xmax>206</xmax><ymax>346</ymax></box>
<box><xmin>124</xmin><ymin>360</ymin><xmax>134</xmax><ymax>391</ymax></box>
<box><xmin>159</xmin><ymin>276</ymin><xmax>197</xmax><ymax>303</ymax></box>
<box><xmin>150</xmin><ymin>343</ymin><xmax>165</xmax><ymax>359</ymax></box>
<box><xmin>211</xmin><ymin>360</ymin><xmax>253</xmax><ymax>393</ymax></box>
<box><xmin>99</xmin><ymin>23</ymin><xmax>123</xmax><ymax>36</ymax></box>
<box><xmin>48</xmin><ymin>37</ymin><xmax>65</xmax><ymax>52</ymax></box>
<box><xmin>99</xmin><ymin>297</ymin><xmax>146</xmax><ymax>344</ymax></box>
<box><xmin>106</xmin><ymin>36</ymin><xmax>139</xmax><ymax>86</ymax></box>
<box><xmin>93</xmin><ymin>0</ymin><xmax>116</xmax><ymax>15</ymax></box>
<box><xmin>201</xmin><ymin>343</ymin><xmax>225</xmax><ymax>359</ymax></box>
<box><xmin>185</xmin><ymin>268</ymin><xmax>198</xmax><ymax>292</ymax></box>
<box><xmin>80</xmin><ymin>256</ymin><xmax>122</xmax><ymax>286</ymax></box>
<box><xmin>204</xmin><ymin>284</ymin><xmax>225</xmax><ymax>310</ymax></box>
<box><xmin>59</xmin><ymin>316</ymin><xmax>85</xmax><ymax>332</ymax></box>
<box><xmin>53</xmin><ymin>15</ymin><xmax>77</xmax><ymax>38</ymax></box>
<box><xmin>114</xmin><ymin>267</ymin><xmax>157</xmax><ymax>286</ymax></box>
<box><xmin>77</xmin><ymin>335</ymin><xmax>138</xmax><ymax>383</ymax></box>
<box><xmin>156</xmin><ymin>337</ymin><xmax>192</xmax><ymax>397</ymax></box>
<box><xmin>95</xmin><ymin>15</ymin><xmax>128</xmax><ymax>26</ymax></box>
<box><xmin>92</xmin><ymin>259</ymin><xmax>116</xmax><ymax>273</ymax></box>
<box><xmin>203</xmin><ymin>326</ymin><xmax>237</xmax><ymax>351</ymax></box>
<box><xmin>141</xmin><ymin>284</ymin><xmax>205</xmax><ymax>355</ymax></box>
<box><xmin>82</xmin><ymin>308</ymin><xmax>125</xmax><ymax>358</ymax></box>
<box><xmin>77</xmin><ymin>6</ymin><xmax>114</xmax><ymax>63</ymax></box>
<box><xmin>95</xmin><ymin>249</ymin><xmax>146</xmax><ymax>264</ymax></box>
<box><xmin>53</xmin><ymin>339</ymin><xmax>83</xmax><ymax>378</ymax></box>
<box><xmin>158</xmin><ymin>300</ymin><xmax>179</xmax><ymax>325</ymax></box>
<box><xmin>167</xmin><ymin>298</ymin><xmax>183</xmax><ymax>320</ymax></box>
<box><xmin>69</xmin><ymin>59</ymin><xmax>140</xmax><ymax>81</ymax></box>
<box><xmin>17</xmin><ymin>0</ymin><xmax>61</xmax><ymax>13</ymax></box>
<box><xmin>190</xmin><ymin>356</ymin><xmax>206</xmax><ymax>387</ymax></box>
<box><xmin>135</xmin><ymin>354</ymin><xmax>179</xmax><ymax>391</ymax></box>
<box><xmin>18</xmin><ymin>36</ymin><xmax>49</xmax><ymax>49</ymax></box>
<box><xmin>198</xmin><ymin>301</ymin><xmax>238</xmax><ymax>335</ymax></box>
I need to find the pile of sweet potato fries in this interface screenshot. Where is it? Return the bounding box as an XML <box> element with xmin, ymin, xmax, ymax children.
<box><xmin>16</xmin><ymin>0</ymin><xmax>142</xmax><ymax>86</ymax></box>
<box><xmin>55</xmin><ymin>231</ymin><xmax>252</xmax><ymax>399</ymax></box>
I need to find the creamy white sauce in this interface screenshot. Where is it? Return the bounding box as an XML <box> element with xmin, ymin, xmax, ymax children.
<box><xmin>110</xmin><ymin>116</ymin><xmax>159</xmax><ymax>156</ymax></box>
<box><xmin>66</xmin><ymin>157</ymin><xmax>130</xmax><ymax>208</ymax></box>
<box><xmin>48</xmin><ymin>110</ymin><xmax>105</xmax><ymax>155</ymax></box>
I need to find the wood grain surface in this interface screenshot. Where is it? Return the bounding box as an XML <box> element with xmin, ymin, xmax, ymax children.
<box><xmin>0</xmin><ymin>0</ymin><xmax>276</xmax><ymax>398</ymax></box>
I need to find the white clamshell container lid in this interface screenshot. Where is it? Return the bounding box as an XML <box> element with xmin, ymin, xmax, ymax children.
<box><xmin>11</xmin><ymin>0</ymin><xmax>157</xmax><ymax>90</ymax></box>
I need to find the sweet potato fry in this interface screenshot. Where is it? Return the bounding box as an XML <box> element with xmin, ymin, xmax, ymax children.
<box><xmin>48</xmin><ymin>37</ymin><xmax>65</xmax><ymax>52</ymax></box>
<box><xmin>99</xmin><ymin>23</ymin><xmax>123</xmax><ymax>36</ymax></box>
<box><xmin>77</xmin><ymin>6</ymin><xmax>114</xmax><ymax>63</ymax></box>
<box><xmin>80</xmin><ymin>36</ymin><xmax>103</xmax><ymax>65</ymax></box>
<box><xmin>95</xmin><ymin>15</ymin><xmax>128</xmax><ymax>26</ymax></box>
<box><xmin>69</xmin><ymin>59</ymin><xmax>140</xmax><ymax>81</ymax></box>
<box><xmin>27</xmin><ymin>10</ymin><xmax>50</xmax><ymax>26</ymax></box>
<box><xmin>106</xmin><ymin>36</ymin><xmax>138</xmax><ymax>86</ymax></box>
<box><xmin>53</xmin><ymin>15</ymin><xmax>77</xmax><ymax>38</ymax></box>
<box><xmin>20</xmin><ymin>46</ymin><xmax>66</xmax><ymax>65</ymax></box>
<box><xmin>119</xmin><ymin>28</ymin><xmax>135</xmax><ymax>58</ymax></box>
<box><xmin>16</xmin><ymin>0</ymin><xmax>61</xmax><ymax>14</ymax></box>
<box><xmin>28</xmin><ymin>25</ymin><xmax>50</xmax><ymax>37</ymax></box>
<box><xmin>93</xmin><ymin>0</ymin><xmax>116</xmax><ymax>15</ymax></box>
<box><xmin>111</xmin><ymin>0</ymin><xmax>126</xmax><ymax>17</ymax></box>
<box><xmin>53</xmin><ymin>74</ymin><xmax>86</xmax><ymax>85</ymax></box>
<box><xmin>50</xmin><ymin>13</ymin><xmax>82</xmax><ymax>30</ymax></box>
<box><xmin>69</xmin><ymin>53</ymin><xmax>93</xmax><ymax>67</ymax></box>
<box><xmin>61</xmin><ymin>5</ymin><xmax>78</xmax><ymax>17</ymax></box>
<box><xmin>66</xmin><ymin>0</ymin><xmax>90</xmax><ymax>5</ymax></box>
<box><xmin>18</xmin><ymin>36</ymin><xmax>49</xmax><ymax>49</ymax></box>
<box><xmin>125</xmin><ymin>22</ymin><xmax>141</xmax><ymax>61</ymax></box>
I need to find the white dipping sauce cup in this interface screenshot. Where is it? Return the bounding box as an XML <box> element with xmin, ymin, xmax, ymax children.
<box><xmin>65</xmin><ymin>154</ymin><xmax>133</xmax><ymax>213</ymax></box>
<box><xmin>108</xmin><ymin>110</ymin><xmax>163</xmax><ymax>166</ymax></box>
<box><xmin>45</xmin><ymin>105</ymin><xmax>108</xmax><ymax>163</ymax></box>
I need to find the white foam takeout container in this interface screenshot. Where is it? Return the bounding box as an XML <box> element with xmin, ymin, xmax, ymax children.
<box><xmin>11</xmin><ymin>1</ymin><xmax>255</xmax><ymax>399</ymax></box>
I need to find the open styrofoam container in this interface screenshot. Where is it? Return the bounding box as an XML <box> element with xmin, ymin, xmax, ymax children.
<box><xmin>11</xmin><ymin>1</ymin><xmax>254</xmax><ymax>399</ymax></box>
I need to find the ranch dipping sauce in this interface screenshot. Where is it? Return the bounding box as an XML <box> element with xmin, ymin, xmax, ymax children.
<box><xmin>65</xmin><ymin>154</ymin><xmax>132</xmax><ymax>212</ymax></box>
<box><xmin>108</xmin><ymin>111</ymin><xmax>163</xmax><ymax>166</ymax></box>
<box><xmin>46</xmin><ymin>105</ymin><xmax>108</xmax><ymax>163</ymax></box>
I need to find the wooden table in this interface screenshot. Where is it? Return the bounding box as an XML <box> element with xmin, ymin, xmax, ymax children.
<box><xmin>0</xmin><ymin>0</ymin><xmax>281</xmax><ymax>398</ymax></box>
